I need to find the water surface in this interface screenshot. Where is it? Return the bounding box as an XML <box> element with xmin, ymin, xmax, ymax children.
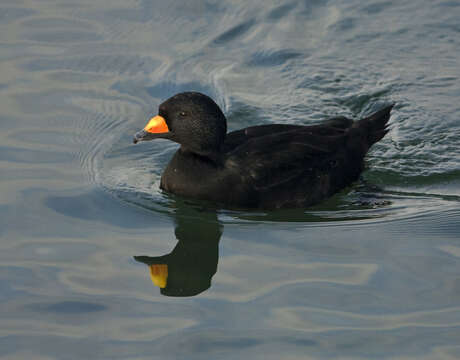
<box><xmin>1</xmin><ymin>0</ymin><xmax>460</xmax><ymax>359</ymax></box>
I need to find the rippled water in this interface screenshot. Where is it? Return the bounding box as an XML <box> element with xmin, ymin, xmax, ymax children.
<box><xmin>1</xmin><ymin>0</ymin><xmax>460</xmax><ymax>359</ymax></box>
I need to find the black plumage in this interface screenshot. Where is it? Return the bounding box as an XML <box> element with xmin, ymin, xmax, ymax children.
<box><xmin>134</xmin><ymin>92</ymin><xmax>393</xmax><ymax>209</ymax></box>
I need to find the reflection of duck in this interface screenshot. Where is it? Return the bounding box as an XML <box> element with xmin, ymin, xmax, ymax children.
<box><xmin>134</xmin><ymin>205</ymin><xmax>221</xmax><ymax>297</ymax></box>
<box><xmin>133</xmin><ymin>92</ymin><xmax>393</xmax><ymax>209</ymax></box>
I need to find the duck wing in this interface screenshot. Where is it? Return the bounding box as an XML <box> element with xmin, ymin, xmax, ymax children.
<box><xmin>226</xmin><ymin>122</ymin><xmax>350</xmax><ymax>191</ymax></box>
<box><xmin>223</xmin><ymin>116</ymin><xmax>354</xmax><ymax>151</ymax></box>
<box><xmin>224</xmin><ymin>124</ymin><xmax>303</xmax><ymax>152</ymax></box>
<box><xmin>224</xmin><ymin>106</ymin><xmax>393</xmax><ymax>208</ymax></box>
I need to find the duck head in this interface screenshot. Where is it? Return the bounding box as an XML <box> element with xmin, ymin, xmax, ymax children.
<box><xmin>133</xmin><ymin>92</ymin><xmax>227</xmax><ymax>157</ymax></box>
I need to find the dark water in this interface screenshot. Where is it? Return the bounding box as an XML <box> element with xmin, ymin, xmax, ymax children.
<box><xmin>1</xmin><ymin>0</ymin><xmax>460</xmax><ymax>359</ymax></box>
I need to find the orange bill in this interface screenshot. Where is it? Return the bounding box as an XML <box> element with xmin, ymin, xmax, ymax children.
<box><xmin>149</xmin><ymin>264</ymin><xmax>168</xmax><ymax>288</ymax></box>
<box><xmin>144</xmin><ymin>115</ymin><xmax>169</xmax><ymax>134</ymax></box>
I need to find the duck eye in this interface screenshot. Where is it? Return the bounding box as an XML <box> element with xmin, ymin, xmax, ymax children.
<box><xmin>179</xmin><ymin>111</ymin><xmax>187</xmax><ymax>117</ymax></box>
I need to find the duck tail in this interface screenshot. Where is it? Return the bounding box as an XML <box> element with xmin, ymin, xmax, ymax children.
<box><xmin>358</xmin><ymin>104</ymin><xmax>394</xmax><ymax>147</ymax></box>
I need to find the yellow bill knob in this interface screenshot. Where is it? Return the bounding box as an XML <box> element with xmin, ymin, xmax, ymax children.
<box><xmin>144</xmin><ymin>115</ymin><xmax>169</xmax><ymax>134</ymax></box>
<box><xmin>149</xmin><ymin>264</ymin><xmax>168</xmax><ymax>288</ymax></box>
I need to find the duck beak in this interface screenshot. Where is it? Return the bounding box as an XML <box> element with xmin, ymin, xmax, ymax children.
<box><xmin>149</xmin><ymin>264</ymin><xmax>168</xmax><ymax>288</ymax></box>
<box><xmin>133</xmin><ymin>115</ymin><xmax>170</xmax><ymax>144</ymax></box>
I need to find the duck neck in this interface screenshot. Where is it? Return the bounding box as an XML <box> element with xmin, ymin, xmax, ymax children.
<box><xmin>179</xmin><ymin>146</ymin><xmax>223</xmax><ymax>167</ymax></box>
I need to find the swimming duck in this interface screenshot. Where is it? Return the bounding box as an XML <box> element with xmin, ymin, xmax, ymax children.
<box><xmin>133</xmin><ymin>92</ymin><xmax>393</xmax><ymax>209</ymax></box>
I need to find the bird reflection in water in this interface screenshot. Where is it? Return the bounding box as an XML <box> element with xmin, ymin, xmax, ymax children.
<box><xmin>135</xmin><ymin>204</ymin><xmax>222</xmax><ymax>297</ymax></box>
